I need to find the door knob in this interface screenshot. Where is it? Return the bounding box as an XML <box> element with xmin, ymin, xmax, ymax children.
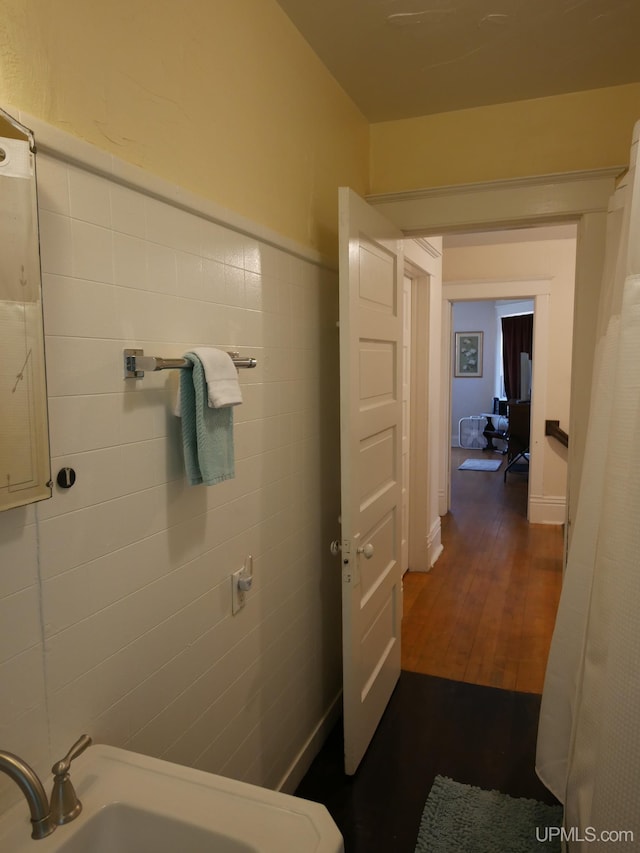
<box><xmin>330</xmin><ymin>540</ymin><xmax>341</xmax><ymax>556</ymax></box>
<box><xmin>357</xmin><ymin>543</ymin><xmax>374</xmax><ymax>559</ymax></box>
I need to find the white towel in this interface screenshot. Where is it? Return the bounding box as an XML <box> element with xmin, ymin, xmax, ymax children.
<box><xmin>191</xmin><ymin>348</ymin><xmax>243</xmax><ymax>408</ymax></box>
<box><xmin>173</xmin><ymin>348</ymin><xmax>243</xmax><ymax>416</ymax></box>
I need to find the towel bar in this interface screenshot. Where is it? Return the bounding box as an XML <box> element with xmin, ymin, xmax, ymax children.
<box><xmin>123</xmin><ymin>348</ymin><xmax>257</xmax><ymax>379</ymax></box>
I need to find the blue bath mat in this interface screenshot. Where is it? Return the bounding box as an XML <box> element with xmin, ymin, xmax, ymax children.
<box><xmin>414</xmin><ymin>776</ymin><xmax>563</xmax><ymax>852</ymax></box>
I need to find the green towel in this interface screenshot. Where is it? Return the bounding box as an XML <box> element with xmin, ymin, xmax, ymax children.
<box><xmin>179</xmin><ymin>352</ymin><xmax>235</xmax><ymax>486</ymax></box>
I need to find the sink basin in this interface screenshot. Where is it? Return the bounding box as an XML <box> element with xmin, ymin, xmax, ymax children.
<box><xmin>0</xmin><ymin>745</ymin><xmax>343</xmax><ymax>852</ymax></box>
<box><xmin>53</xmin><ymin>803</ymin><xmax>255</xmax><ymax>853</ymax></box>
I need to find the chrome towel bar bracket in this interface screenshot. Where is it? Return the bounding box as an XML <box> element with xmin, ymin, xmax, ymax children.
<box><xmin>123</xmin><ymin>348</ymin><xmax>257</xmax><ymax>379</ymax></box>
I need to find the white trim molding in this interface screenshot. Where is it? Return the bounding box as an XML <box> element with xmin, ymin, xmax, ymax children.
<box><xmin>276</xmin><ymin>690</ymin><xmax>342</xmax><ymax>794</ymax></box>
<box><xmin>528</xmin><ymin>494</ymin><xmax>567</xmax><ymax>526</ymax></box>
<box><xmin>414</xmin><ymin>236</ymin><xmax>443</xmax><ymax>259</ymax></box>
<box><xmin>406</xmin><ymin>239</ymin><xmax>444</xmax><ymax>574</ymax></box>
<box><xmin>367</xmin><ymin>167</ymin><xmax>624</xmax><ymax>236</ymax></box>
<box><xmin>427</xmin><ymin>517</ymin><xmax>443</xmax><ymax>569</ymax></box>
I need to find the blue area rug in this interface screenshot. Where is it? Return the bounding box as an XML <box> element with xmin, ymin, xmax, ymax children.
<box><xmin>458</xmin><ymin>458</ymin><xmax>502</xmax><ymax>472</ymax></box>
<box><xmin>414</xmin><ymin>776</ymin><xmax>563</xmax><ymax>853</ymax></box>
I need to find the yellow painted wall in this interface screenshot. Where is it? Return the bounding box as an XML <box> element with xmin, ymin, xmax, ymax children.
<box><xmin>0</xmin><ymin>0</ymin><xmax>368</xmax><ymax>257</ymax></box>
<box><xmin>371</xmin><ymin>84</ymin><xmax>640</xmax><ymax>194</ymax></box>
<box><xmin>2</xmin><ymin>2</ymin><xmax>639</xmax><ymax>251</ymax></box>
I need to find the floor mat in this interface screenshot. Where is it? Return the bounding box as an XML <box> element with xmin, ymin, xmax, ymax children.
<box><xmin>458</xmin><ymin>458</ymin><xmax>502</xmax><ymax>472</ymax></box>
<box><xmin>415</xmin><ymin>775</ymin><xmax>562</xmax><ymax>852</ymax></box>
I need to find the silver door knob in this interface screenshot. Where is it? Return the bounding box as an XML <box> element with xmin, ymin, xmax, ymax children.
<box><xmin>330</xmin><ymin>540</ymin><xmax>341</xmax><ymax>557</ymax></box>
<box><xmin>357</xmin><ymin>543</ymin><xmax>374</xmax><ymax>559</ymax></box>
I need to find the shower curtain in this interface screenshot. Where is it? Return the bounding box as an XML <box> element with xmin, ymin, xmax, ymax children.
<box><xmin>536</xmin><ymin>123</ymin><xmax>640</xmax><ymax>849</ymax></box>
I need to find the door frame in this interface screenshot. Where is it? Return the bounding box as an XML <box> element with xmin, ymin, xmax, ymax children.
<box><xmin>404</xmin><ymin>239</ymin><xmax>444</xmax><ymax>571</ymax></box>
<box><xmin>367</xmin><ymin>166</ymin><xmax>622</xmax><ymax>541</ymax></box>
<box><xmin>441</xmin><ymin>280</ymin><xmax>552</xmax><ymax>522</ymax></box>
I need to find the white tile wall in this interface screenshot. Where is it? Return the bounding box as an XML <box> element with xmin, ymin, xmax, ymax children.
<box><xmin>0</xmin><ymin>151</ymin><xmax>342</xmax><ymax>811</ymax></box>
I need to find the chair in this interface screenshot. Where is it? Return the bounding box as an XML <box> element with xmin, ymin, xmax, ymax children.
<box><xmin>482</xmin><ymin>400</ymin><xmax>509</xmax><ymax>453</ymax></box>
<box><xmin>504</xmin><ymin>401</ymin><xmax>530</xmax><ymax>481</ymax></box>
<box><xmin>482</xmin><ymin>414</ymin><xmax>508</xmax><ymax>453</ymax></box>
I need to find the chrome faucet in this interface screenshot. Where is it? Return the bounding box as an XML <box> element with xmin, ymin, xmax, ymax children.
<box><xmin>0</xmin><ymin>735</ymin><xmax>92</xmax><ymax>840</ymax></box>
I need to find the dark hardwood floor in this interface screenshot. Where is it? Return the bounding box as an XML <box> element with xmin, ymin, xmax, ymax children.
<box><xmin>296</xmin><ymin>447</ymin><xmax>563</xmax><ymax>852</ymax></box>
<box><xmin>296</xmin><ymin>673</ymin><xmax>558</xmax><ymax>853</ymax></box>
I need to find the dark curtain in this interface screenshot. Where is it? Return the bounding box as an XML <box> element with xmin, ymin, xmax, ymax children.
<box><xmin>502</xmin><ymin>313</ymin><xmax>533</xmax><ymax>400</ymax></box>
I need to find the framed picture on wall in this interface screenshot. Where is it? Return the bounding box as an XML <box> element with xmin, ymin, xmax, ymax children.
<box><xmin>454</xmin><ymin>331</ymin><xmax>483</xmax><ymax>377</ymax></box>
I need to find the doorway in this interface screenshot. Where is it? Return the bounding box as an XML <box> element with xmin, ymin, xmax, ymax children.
<box><xmin>368</xmin><ymin>165</ymin><xmax>619</xmax><ymax>546</ymax></box>
<box><xmin>404</xmin><ymin>224</ymin><xmax>577</xmax><ymax>573</ymax></box>
<box><xmin>450</xmin><ymin>296</ymin><xmax>534</xmax><ymax>500</ymax></box>
<box><xmin>340</xmin><ymin>168</ymin><xmax>614</xmax><ymax>772</ymax></box>
<box><xmin>440</xmin><ymin>225</ymin><xmax>577</xmax><ymax>525</ymax></box>
<box><xmin>401</xmin><ymin>225</ymin><xmax>576</xmax><ymax>692</ymax></box>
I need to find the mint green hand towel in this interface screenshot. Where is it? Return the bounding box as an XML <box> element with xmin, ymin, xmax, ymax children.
<box><xmin>180</xmin><ymin>352</ymin><xmax>235</xmax><ymax>486</ymax></box>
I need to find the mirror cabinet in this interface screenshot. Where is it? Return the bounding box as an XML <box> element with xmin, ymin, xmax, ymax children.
<box><xmin>0</xmin><ymin>107</ymin><xmax>51</xmax><ymax>511</ymax></box>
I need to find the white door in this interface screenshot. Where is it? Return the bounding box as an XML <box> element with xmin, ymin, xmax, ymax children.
<box><xmin>338</xmin><ymin>187</ymin><xmax>404</xmax><ymax>775</ymax></box>
<box><xmin>401</xmin><ymin>276</ymin><xmax>412</xmax><ymax>573</ymax></box>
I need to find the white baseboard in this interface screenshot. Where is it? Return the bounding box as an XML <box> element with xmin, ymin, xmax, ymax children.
<box><xmin>409</xmin><ymin>517</ymin><xmax>443</xmax><ymax>573</ymax></box>
<box><xmin>528</xmin><ymin>494</ymin><xmax>566</xmax><ymax>525</ymax></box>
<box><xmin>428</xmin><ymin>517</ymin><xmax>443</xmax><ymax>568</ymax></box>
<box><xmin>276</xmin><ymin>691</ymin><xmax>342</xmax><ymax>794</ymax></box>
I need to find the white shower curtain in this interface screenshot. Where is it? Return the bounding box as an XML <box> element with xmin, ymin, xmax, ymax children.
<box><xmin>536</xmin><ymin>122</ymin><xmax>640</xmax><ymax>850</ymax></box>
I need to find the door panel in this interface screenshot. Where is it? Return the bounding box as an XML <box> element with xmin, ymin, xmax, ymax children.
<box><xmin>339</xmin><ymin>187</ymin><xmax>404</xmax><ymax>775</ymax></box>
<box><xmin>359</xmin><ymin>428</ymin><xmax>395</xmax><ymax>509</ymax></box>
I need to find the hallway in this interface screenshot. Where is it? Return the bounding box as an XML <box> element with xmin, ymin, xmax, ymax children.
<box><xmin>402</xmin><ymin>446</ymin><xmax>563</xmax><ymax>694</ymax></box>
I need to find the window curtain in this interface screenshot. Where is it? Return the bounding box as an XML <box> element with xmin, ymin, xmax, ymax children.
<box><xmin>501</xmin><ymin>313</ymin><xmax>533</xmax><ymax>400</ymax></box>
<box><xmin>536</xmin><ymin>122</ymin><xmax>640</xmax><ymax>848</ymax></box>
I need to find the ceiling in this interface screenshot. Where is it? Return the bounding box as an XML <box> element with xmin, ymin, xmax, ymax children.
<box><xmin>274</xmin><ymin>0</ymin><xmax>640</xmax><ymax>122</ymax></box>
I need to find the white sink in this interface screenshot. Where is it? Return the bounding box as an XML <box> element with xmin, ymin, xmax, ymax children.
<box><xmin>0</xmin><ymin>745</ymin><xmax>343</xmax><ymax>853</ymax></box>
<box><xmin>49</xmin><ymin>803</ymin><xmax>256</xmax><ymax>853</ymax></box>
